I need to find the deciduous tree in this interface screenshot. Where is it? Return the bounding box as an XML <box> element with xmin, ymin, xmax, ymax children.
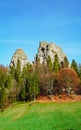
<box><xmin>57</xmin><ymin>68</ymin><xmax>80</xmax><ymax>95</ymax></box>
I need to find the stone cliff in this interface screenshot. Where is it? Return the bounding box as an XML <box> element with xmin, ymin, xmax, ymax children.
<box><xmin>10</xmin><ymin>48</ymin><xmax>31</xmax><ymax>70</ymax></box>
<box><xmin>10</xmin><ymin>42</ymin><xmax>66</xmax><ymax>69</ymax></box>
<box><xmin>35</xmin><ymin>42</ymin><xmax>65</xmax><ymax>64</ymax></box>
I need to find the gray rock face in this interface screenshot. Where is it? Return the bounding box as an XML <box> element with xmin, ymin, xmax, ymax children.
<box><xmin>10</xmin><ymin>48</ymin><xmax>31</xmax><ymax>70</ymax></box>
<box><xmin>35</xmin><ymin>42</ymin><xmax>65</xmax><ymax>64</ymax></box>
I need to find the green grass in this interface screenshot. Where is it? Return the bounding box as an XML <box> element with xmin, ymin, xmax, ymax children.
<box><xmin>0</xmin><ymin>102</ymin><xmax>81</xmax><ymax>130</ymax></box>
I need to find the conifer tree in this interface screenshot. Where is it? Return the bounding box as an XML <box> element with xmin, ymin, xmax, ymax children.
<box><xmin>9</xmin><ymin>65</ymin><xmax>15</xmax><ymax>79</ymax></box>
<box><xmin>0</xmin><ymin>66</ymin><xmax>9</xmax><ymax>108</ymax></box>
<box><xmin>71</xmin><ymin>59</ymin><xmax>78</xmax><ymax>75</ymax></box>
<box><xmin>63</xmin><ymin>56</ymin><xmax>69</xmax><ymax>68</ymax></box>
<box><xmin>78</xmin><ymin>64</ymin><xmax>81</xmax><ymax>80</ymax></box>
<box><xmin>15</xmin><ymin>59</ymin><xmax>22</xmax><ymax>101</ymax></box>
<box><xmin>5</xmin><ymin>74</ymin><xmax>12</xmax><ymax>89</ymax></box>
<box><xmin>21</xmin><ymin>64</ymin><xmax>34</xmax><ymax>101</ymax></box>
<box><xmin>20</xmin><ymin>85</ymin><xmax>26</xmax><ymax>101</ymax></box>
<box><xmin>0</xmin><ymin>67</ymin><xmax>7</xmax><ymax>89</ymax></box>
<box><xmin>0</xmin><ymin>87</ymin><xmax>9</xmax><ymax>108</ymax></box>
<box><xmin>15</xmin><ymin>59</ymin><xmax>21</xmax><ymax>83</ymax></box>
<box><xmin>46</xmin><ymin>56</ymin><xmax>52</xmax><ymax>70</ymax></box>
<box><xmin>28</xmin><ymin>73</ymin><xmax>39</xmax><ymax>101</ymax></box>
<box><xmin>53</xmin><ymin>54</ymin><xmax>60</xmax><ymax>73</ymax></box>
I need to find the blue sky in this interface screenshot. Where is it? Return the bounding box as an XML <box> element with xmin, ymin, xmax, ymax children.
<box><xmin>0</xmin><ymin>0</ymin><xmax>81</xmax><ymax>66</ymax></box>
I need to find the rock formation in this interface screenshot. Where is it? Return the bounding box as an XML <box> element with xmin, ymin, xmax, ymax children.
<box><xmin>10</xmin><ymin>42</ymin><xmax>66</xmax><ymax>69</ymax></box>
<box><xmin>10</xmin><ymin>48</ymin><xmax>31</xmax><ymax>70</ymax></box>
<box><xmin>35</xmin><ymin>42</ymin><xmax>65</xmax><ymax>64</ymax></box>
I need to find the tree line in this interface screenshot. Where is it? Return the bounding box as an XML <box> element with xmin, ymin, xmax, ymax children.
<box><xmin>0</xmin><ymin>54</ymin><xmax>81</xmax><ymax>109</ymax></box>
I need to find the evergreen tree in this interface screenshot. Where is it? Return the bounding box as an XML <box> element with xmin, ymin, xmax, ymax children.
<box><xmin>9</xmin><ymin>66</ymin><xmax>15</xmax><ymax>79</ymax></box>
<box><xmin>28</xmin><ymin>73</ymin><xmax>39</xmax><ymax>101</ymax></box>
<box><xmin>53</xmin><ymin>54</ymin><xmax>60</xmax><ymax>73</ymax></box>
<box><xmin>46</xmin><ymin>56</ymin><xmax>52</xmax><ymax>70</ymax></box>
<box><xmin>0</xmin><ymin>87</ymin><xmax>9</xmax><ymax>108</ymax></box>
<box><xmin>20</xmin><ymin>85</ymin><xmax>26</xmax><ymax>101</ymax></box>
<box><xmin>15</xmin><ymin>59</ymin><xmax>22</xmax><ymax>101</ymax></box>
<box><xmin>0</xmin><ymin>66</ymin><xmax>9</xmax><ymax>108</ymax></box>
<box><xmin>5</xmin><ymin>74</ymin><xmax>12</xmax><ymax>89</ymax></box>
<box><xmin>8</xmin><ymin>79</ymin><xmax>17</xmax><ymax>103</ymax></box>
<box><xmin>34</xmin><ymin>62</ymin><xmax>42</xmax><ymax>75</ymax></box>
<box><xmin>78</xmin><ymin>64</ymin><xmax>81</xmax><ymax>80</ymax></box>
<box><xmin>15</xmin><ymin>59</ymin><xmax>21</xmax><ymax>83</ymax></box>
<box><xmin>71</xmin><ymin>59</ymin><xmax>78</xmax><ymax>75</ymax></box>
<box><xmin>22</xmin><ymin>66</ymin><xmax>28</xmax><ymax>80</ymax></box>
<box><xmin>61</xmin><ymin>56</ymin><xmax>69</xmax><ymax>68</ymax></box>
<box><xmin>0</xmin><ymin>67</ymin><xmax>7</xmax><ymax>89</ymax></box>
<box><xmin>9</xmin><ymin>66</ymin><xmax>17</xmax><ymax>103</ymax></box>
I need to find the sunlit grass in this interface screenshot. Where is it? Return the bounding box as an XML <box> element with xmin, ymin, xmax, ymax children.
<box><xmin>0</xmin><ymin>102</ymin><xmax>81</xmax><ymax>130</ymax></box>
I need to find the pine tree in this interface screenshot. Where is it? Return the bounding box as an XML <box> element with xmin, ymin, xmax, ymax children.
<box><xmin>78</xmin><ymin>64</ymin><xmax>81</xmax><ymax>80</ymax></box>
<box><xmin>5</xmin><ymin>74</ymin><xmax>12</xmax><ymax>89</ymax></box>
<box><xmin>0</xmin><ymin>66</ymin><xmax>9</xmax><ymax>108</ymax></box>
<box><xmin>20</xmin><ymin>85</ymin><xmax>26</xmax><ymax>101</ymax></box>
<box><xmin>15</xmin><ymin>59</ymin><xmax>21</xmax><ymax>83</ymax></box>
<box><xmin>53</xmin><ymin>54</ymin><xmax>60</xmax><ymax>73</ymax></box>
<box><xmin>46</xmin><ymin>56</ymin><xmax>52</xmax><ymax>70</ymax></box>
<box><xmin>0</xmin><ymin>67</ymin><xmax>7</xmax><ymax>89</ymax></box>
<box><xmin>9</xmin><ymin>66</ymin><xmax>15</xmax><ymax>79</ymax></box>
<box><xmin>28</xmin><ymin>73</ymin><xmax>39</xmax><ymax>101</ymax></box>
<box><xmin>0</xmin><ymin>87</ymin><xmax>9</xmax><ymax>108</ymax></box>
<box><xmin>71</xmin><ymin>59</ymin><xmax>78</xmax><ymax>75</ymax></box>
<box><xmin>60</xmin><ymin>56</ymin><xmax>69</xmax><ymax>68</ymax></box>
<box><xmin>15</xmin><ymin>59</ymin><xmax>22</xmax><ymax>101</ymax></box>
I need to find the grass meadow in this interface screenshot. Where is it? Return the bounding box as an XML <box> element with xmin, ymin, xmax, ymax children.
<box><xmin>0</xmin><ymin>102</ymin><xmax>81</xmax><ymax>130</ymax></box>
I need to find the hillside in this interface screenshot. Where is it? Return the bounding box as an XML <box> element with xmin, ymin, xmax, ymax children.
<box><xmin>0</xmin><ymin>102</ymin><xmax>81</xmax><ymax>130</ymax></box>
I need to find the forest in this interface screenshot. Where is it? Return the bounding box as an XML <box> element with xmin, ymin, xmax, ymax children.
<box><xmin>0</xmin><ymin>54</ymin><xmax>81</xmax><ymax>110</ymax></box>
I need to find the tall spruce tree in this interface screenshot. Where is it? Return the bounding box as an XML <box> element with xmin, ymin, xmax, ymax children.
<box><xmin>0</xmin><ymin>87</ymin><xmax>9</xmax><ymax>108</ymax></box>
<box><xmin>15</xmin><ymin>59</ymin><xmax>21</xmax><ymax>83</ymax></box>
<box><xmin>5</xmin><ymin>74</ymin><xmax>12</xmax><ymax>89</ymax></box>
<box><xmin>71</xmin><ymin>59</ymin><xmax>78</xmax><ymax>75</ymax></box>
<box><xmin>9</xmin><ymin>66</ymin><xmax>15</xmax><ymax>79</ymax></box>
<box><xmin>78</xmin><ymin>64</ymin><xmax>81</xmax><ymax>80</ymax></box>
<box><xmin>20</xmin><ymin>85</ymin><xmax>26</xmax><ymax>101</ymax></box>
<box><xmin>20</xmin><ymin>64</ymin><xmax>34</xmax><ymax>101</ymax></box>
<box><xmin>46</xmin><ymin>56</ymin><xmax>52</xmax><ymax>70</ymax></box>
<box><xmin>0</xmin><ymin>66</ymin><xmax>9</xmax><ymax>109</ymax></box>
<box><xmin>53</xmin><ymin>54</ymin><xmax>60</xmax><ymax>73</ymax></box>
<box><xmin>15</xmin><ymin>59</ymin><xmax>22</xmax><ymax>101</ymax></box>
<box><xmin>28</xmin><ymin>73</ymin><xmax>39</xmax><ymax>101</ymax></box>
<box><xmin>63</xmin><ymin>56</ymin><xmax>69</xmax><ymax>68</ymax></box>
